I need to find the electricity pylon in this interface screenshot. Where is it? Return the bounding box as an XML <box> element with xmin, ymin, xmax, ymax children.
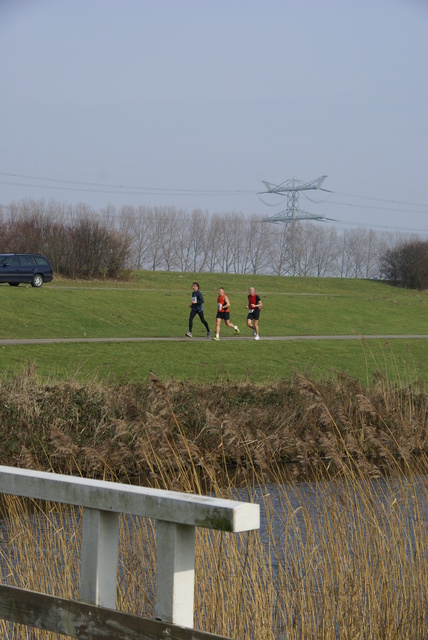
<box><xmin>259</xmin><ymin>175</ymin><xmax>334</xmax><ymax>223</ymax></box>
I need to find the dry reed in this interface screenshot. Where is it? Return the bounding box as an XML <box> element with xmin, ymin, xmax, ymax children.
<box><xmin>0</xmin><ymin>367</ymin><xmax>427</xmax><ymax>638</ymax></box>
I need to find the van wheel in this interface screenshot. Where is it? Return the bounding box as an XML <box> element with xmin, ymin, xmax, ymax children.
<box><xmin>31</xmin><ymin>274</ymin><xmax>44</xmax><ymax>287</ymax></box>
<box><xmin>8</xmin><ymin>282</ymin><xmax>19</xmax><ymax>286</ymax></box>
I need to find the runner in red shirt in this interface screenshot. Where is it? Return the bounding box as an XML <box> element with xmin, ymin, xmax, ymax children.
<box><xmin>246</xmin><ymin>287</ymin><xmax>262</xmax><ymax>340</ymax></box>
<box><xmin>212</xmin><ymin>287</ymin><xmax>240</xmax><ymax>341</ymax></box>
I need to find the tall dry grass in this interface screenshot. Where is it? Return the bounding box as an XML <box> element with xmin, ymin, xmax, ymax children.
<box><xmin>1</xmin><ymin>365</ymin><xmax>427</xmax><ymax>484</ymax></box>
<box><xmin>0</xmin><ymin>368</ymin><xmax>427</xmax><ymax>638</ymax></box>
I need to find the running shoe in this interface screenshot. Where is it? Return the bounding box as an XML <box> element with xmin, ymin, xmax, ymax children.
<box><xmin>254</xmin><ymin>335</ymin><xmax>260</xmax><ymax>340</ymax></box>
<box><xmin>235</xmin><ymin>326</ymin><xmax>240</xmax><ymax>334</ymax></box>
<box><xmin>186</xmin><ymin>332</ymin><xmax>192</xmax><ymax>338</ymax></box>
<box><xmin>212</xmin><ymin>336</ymin><xmax>220</xmax><ymax>341</ymax></box>
<box><xmin>207</xmin><ymin>331</ymin><xmax>211</xmax><ymax>339</ymax></box>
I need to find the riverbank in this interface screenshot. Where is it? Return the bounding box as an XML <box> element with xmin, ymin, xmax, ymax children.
<box><xmin>1</xmin><ymin>367</ymin><xmax>426</xmax><ymax>485</ymax></box>
<box><xmin>1</xmin><ymin>367</ymin><xmax>427</xmax><ymax>638</ymax></box>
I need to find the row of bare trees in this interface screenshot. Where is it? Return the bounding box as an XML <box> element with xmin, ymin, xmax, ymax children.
<box><xmin>117</xmin><ymin>204</ymin><xmax>411</xmax><ymax>279</ymax></box>
<box><xmin>0</xmin><ymin>199</ymin><xmax>420</xmax><ymax>280</ymax></box>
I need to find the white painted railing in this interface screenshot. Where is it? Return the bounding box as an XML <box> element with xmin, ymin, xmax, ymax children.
<box><xmin>0</xmin><ymin>465</ymin><xmax>260</xmax><ymax>638</ymax></box>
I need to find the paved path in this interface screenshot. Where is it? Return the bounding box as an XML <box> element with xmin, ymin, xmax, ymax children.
<box><xmin>1</xmin><ymin>335</ymin><xmax>427</xmax><ymax>345</ymax></box>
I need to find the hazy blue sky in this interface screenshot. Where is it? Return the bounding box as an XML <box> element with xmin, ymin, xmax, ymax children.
<box><xmin>1</xmin><ymin>0</ymin><xmax>427</xmax><ymax>235</ymax></box>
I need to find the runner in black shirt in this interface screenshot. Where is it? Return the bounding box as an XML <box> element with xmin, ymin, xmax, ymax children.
<box><xmin>186</xmin><ymin>282</ymin><xmax>211</xmax><ymax>338</ymax></box>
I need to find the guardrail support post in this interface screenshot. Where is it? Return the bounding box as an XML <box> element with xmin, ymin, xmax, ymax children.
<box><xmin>155</xmin><ymin>521</ymin><xmax>195</xmax><ymax>627</ymax></box>
<box><xmin>0</xmin><ymin>466</ymin><xmax>260</xmax><ymax>637</ymax></box>
<box><xmin>79</xmin><ymin>507</ymin><xmax>119</xmax><ymax>609</ymax></box>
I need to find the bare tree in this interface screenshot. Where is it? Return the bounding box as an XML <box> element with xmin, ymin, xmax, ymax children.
<box><xmin>119</xmin><ymin>205</ymin><xmax>153</xmax><ymax>269</ymax></box>
<box><xmin>348</xmin><ymin>229</ymin><xmax>372</xmax><ymax>278</ymax></box>
<box><xmin>285</xmin><ymin>222</ymin><xmax>305</xmax><ymax>276</ymax></box>
<box><xmin>70</xmin><ymin>215</ymin><xmax>106</xmax><ymax>277</ymax></box>
<box><xmin>294</xmin><ymin>223</ymin><xmax>317</xmax><ymax>276</ymax></box>
<box><xmin>100</xmin><ymin>203</ymin><xmax>118</xmax><ymax>228</ymax></box>
<box><xmin>62</xmin><ymin>204</ymin><xmax>130</xmax><ymax>278</ymax></box>
<box><xmin>187</xmin><ymin>208</ymin><xmax>209</xmax><ymax>272</ymax></box>
<box><xmin>6</xmin><ymin>197</ymin><xmax>425</xmax><ymax>283</ymax></box>
<box><xmin>335</xmin><ymin>231</ymin><xmax>351</xmax><ymax>278</ymax></box>
<box><xmin>305</xmin><ymin>224</ymin><xmax>339</xmax><ymax>277</ymax></box>
<box><xmin>246</xmin><ymin>215</ymin><xmax>271</xmax><ymax>275</ymax></box>
<box><xmin>362</xmin><ymin>228</ymin><xmax>382</xmax><ymax>279</ymax></box>
<box><xmin>228</xmin><ymin>212</ymin><xmax>250</xmax><ymax>274</ymax></box>
<box><xmin>174</xmin><ymin>209</ymin><xmax>193</xmax><ymax>272</ymax></box>
<box><xmin>144</xmin><ymin>207</ymin><xmax>166</xmax><ymax>271</ymax></box>
<box><xmin>267</xmin><ymin>223</ymin><xmax>289</xmax><ymax>276</ymax></box>
<box><xmin>158</xmin><ymin>206</ymin><xmax>180</xmax><ymax>271</ymax></box>
<box><xmin>204</xmin><ymin>213</ymin><xmax>223</xmax><ymax>273</ymax></box>
<box><xmin>218</xmin><ymin>213</ymin><xmax>238</xmax><ymax>273</ymax></box>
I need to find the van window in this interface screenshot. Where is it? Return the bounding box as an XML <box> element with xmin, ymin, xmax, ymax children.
<box><xmin>34</xmin><ymin>256</ymin><xmax>49</xmax><ymax>266</ymax></box>
<box><xmin>19</xmin><ymin>255</ymin><xmax>36</xmax><ymax>266</ymax></box>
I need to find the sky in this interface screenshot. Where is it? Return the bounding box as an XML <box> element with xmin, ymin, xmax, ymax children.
<box><xmin>1</xmin><ymin>0</ymin><xmax>427</xmax><ymax>236</ymax></box>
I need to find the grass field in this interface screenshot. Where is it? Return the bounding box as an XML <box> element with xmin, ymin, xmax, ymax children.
<box><xmin>1</xmin><ymin>273</ymin><xmax>427</xmax><ymax>639</ymax></box>
<box><xmin>0</xmin><ymin>272</ymin><xmax>427</xmax><ymax>384</ymax></box>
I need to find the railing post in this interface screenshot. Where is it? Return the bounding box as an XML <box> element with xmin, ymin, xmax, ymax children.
<box><xmin>155</xmin><ymin>521</ymin><xmax>195</xmax><ymax>627</ymax></box>
<box><xmin>0</xmin><ymin>466</ymin><xmax>260</xmax><ymax>637</ymax></box>
<box><xmin>79</xmin><ymin>507</ymin><xmax>119</xmax><ymax>609</ymax></box>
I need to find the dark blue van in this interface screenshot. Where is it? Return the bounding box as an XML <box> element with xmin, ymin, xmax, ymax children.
<box><xmin>0</xmin><ymin>253</ymin><xmax>54</xmax><ymax>287</ymax></box>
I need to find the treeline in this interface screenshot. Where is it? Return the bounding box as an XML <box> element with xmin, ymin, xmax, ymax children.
<box><xmin>0</xmin><ymin>200</ymin><xmax>130</xmax><ymax>278</ymax></box>
<box><xmin>381</xmin><ymin>239</ymin><xmax>428</xmax><ymax>290</ymax></box>
<box><xmin>0</xmin><ymin>198</ymin><xmax>423</xmax><ymax>283</ymax></box>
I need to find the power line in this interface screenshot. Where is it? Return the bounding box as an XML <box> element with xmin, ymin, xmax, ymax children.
<box><xmin>0</xmin><ymin>172</ymin><xmax>252</xmax><ymax>196</ymax></box>
<box><xmin>323</xmin><ymin>218</ymin><xmax>428</xmax><ymax>234</ymax></box>
<box><xmin>323</xmin><ymin>200</ymin><xmax>428</xmax><ymax>215</ymax></box>
<box><xmin>1</xmin><ymin>170</ymin><xmax>428</xmax><ymax>219</ymax></box>
<box><xmin>333</xmin><ymin>191</ymin><xmax>428</xmax><ymax>209</ymax></box>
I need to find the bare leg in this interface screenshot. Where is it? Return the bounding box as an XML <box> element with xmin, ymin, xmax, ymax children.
<box><xmin>225</xmin><ymin>319</ymin><xmax>239</xmax><ymax>334</ymax></box>
<box><xmin>215</xmin><ymin>317</ymin><xmax>221</xmax><ymax>336</ymax></box>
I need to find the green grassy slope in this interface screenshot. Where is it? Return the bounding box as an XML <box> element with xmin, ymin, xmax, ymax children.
<box><xmin>0</xmin><ymin>272</ymin><xmax>426</xmax><ymax>384</ymax></box>
<box><xmin>0</xmin><ymin>273</ymin><xmax>427</xmax><ymax>339</ymax></box>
